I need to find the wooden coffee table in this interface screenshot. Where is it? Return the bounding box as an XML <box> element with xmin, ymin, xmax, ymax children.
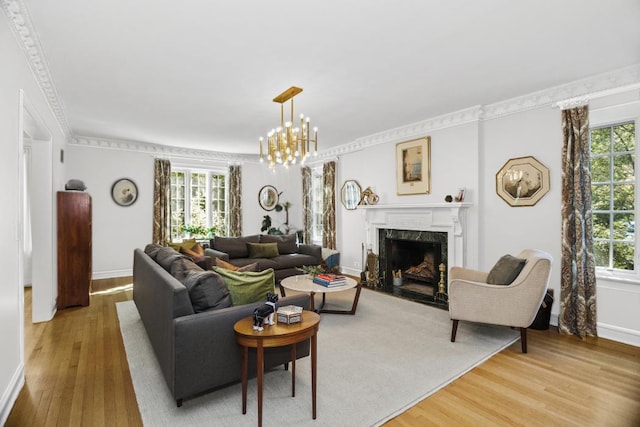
<box><xmin>280</xmin><ymin>274</ymin><xmax>362</xmax><ymax>315</ymax></box>
<box><xmin>234</xmin><ymin>311</ymin><xmax>320</xmax><ymax>427</ymax></box>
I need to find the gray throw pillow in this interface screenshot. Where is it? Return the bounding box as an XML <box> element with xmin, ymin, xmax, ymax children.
<box><xmin>172</xmin><ymin>258</ymin><xmax>232</xmax><ymax>312</ymax></box>
<box><xmin>486</xmin><ymin>254</ymin><xmax>526</xmax><ymax>285</ymax></box>
<box><xmin>260</xmin><ymin>234</ymin><xmax>297</xmax><ymax>254</ymax></box>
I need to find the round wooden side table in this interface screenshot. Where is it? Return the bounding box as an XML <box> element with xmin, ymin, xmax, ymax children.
<box><xmin>234</xmin><ymin>310</ymin><xmax>320</xmax><ymax>427</ymax></box>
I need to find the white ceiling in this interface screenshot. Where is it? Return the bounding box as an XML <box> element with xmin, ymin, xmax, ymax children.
<box><xmin>17</xmin><ymin>0</ymin><xmax>640</xmax><ymax>154</ymax></box>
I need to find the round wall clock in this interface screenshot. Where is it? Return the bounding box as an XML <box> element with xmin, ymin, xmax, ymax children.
<box><xmin>111</xmin><ymin>178</ymin><xmax>138</xmax><ymax>207</ymax></box>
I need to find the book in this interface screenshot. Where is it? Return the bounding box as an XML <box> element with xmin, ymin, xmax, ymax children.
<box><xmin>315</xmin><ymin>273</ymin><xmax>347</xmax><ymax>283</ymax></box>
<box><xmin>313</xmin><ymin>277</ymin><xmax>346</xmax><ymax>287</ymax></box>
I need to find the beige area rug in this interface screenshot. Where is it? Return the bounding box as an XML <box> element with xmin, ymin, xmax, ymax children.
<box><xmin>116</xmin><ymin>289</ymin><xmax>519</xmax><ymax>426</ymax></box>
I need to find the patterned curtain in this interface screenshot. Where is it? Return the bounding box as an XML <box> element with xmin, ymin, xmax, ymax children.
<box><xmin>228</xmin><ymin>165</ymin><xmax>242</xmax><ymax>237</ymax></box>
<box><xmin>152</xmin><ymin>158</ymin><xmax>171</xmax><ymax>245</ymax></box>
<box><xmin>560</xmin><ymin>105</ymin><xmax>597</xmax><ymax>338</ymax></box>
<box><xmin>301</xmin><ymin>166</ymin><xmax>312</xmax><ymax>244</ymax></box>
<box><xmin>322</xmin><ymin>161</ymin><xmax>336</xmax><ymax>249</ymax></box>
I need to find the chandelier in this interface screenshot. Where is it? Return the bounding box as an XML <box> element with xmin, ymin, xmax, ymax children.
<box><xmin>259</xmin><ymin>86</ymin><xmax>318</xmax><ymax>168</ymax></box>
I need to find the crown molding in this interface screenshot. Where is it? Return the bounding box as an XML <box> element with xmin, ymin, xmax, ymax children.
<box><xmin>70</xmin><ymin>135</ymin><xmax>258</xmax><ymax>164</ymax></box>
<box><xmin>2</xmin><ymin>0</ymin><xmax>70</xmax><ymax>137</ymax></box>
<box><xmin>484</xmin><ymin>64</ymin><xmax>640</xmax><ymax>119</ymax></box>
<box><xmin>318</xmin><ymin>105</ymin><xmax>484</xmax><ymax>160</ymax></box>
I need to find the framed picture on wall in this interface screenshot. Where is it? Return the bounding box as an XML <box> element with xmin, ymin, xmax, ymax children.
<box><xmin>396</xmin><ymin>136</ymin><xmax>431</xmax><ymax>195</ymax></box>
<box><xmin>495</xmin><ymin>156</ymin><xmax>550</xmax><ymax>207</ymax></box>
<box><xmin>111</xmin><ymin>178</ymin><xmax>138</xmax><ymax>207</ymax></box>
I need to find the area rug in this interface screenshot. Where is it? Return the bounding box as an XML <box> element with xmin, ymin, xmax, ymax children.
<box><xmin>116</xmin><ymin>289</ymin><xmax>519</xmax><ymax>426</ymax></box>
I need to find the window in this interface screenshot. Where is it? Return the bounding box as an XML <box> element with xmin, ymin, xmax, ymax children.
<box><xmin>590</xmin><ymin>121</ymin><xmax>636</xmax><ymax>275</ymax></box>
<box><xmin>170</xmin><ymin>168</ymin><xmax>227</xmax><ymax>241</ymax></box>
<box><xmin>310</xmin><ymin>167</ymin><xmax>323</xmax><ymax>244</ymax></box>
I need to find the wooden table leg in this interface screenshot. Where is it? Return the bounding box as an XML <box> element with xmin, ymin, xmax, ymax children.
<box><xmin>309</xmin><ymin>291</ymin><xmax>316</xmax><ymax>312</ymax></box>
<box><xmin>257</xmin><ymin>340</ymin><xmax>264</xmax><ymax>427</ymax></box>
<box><xmin>241</xmin><ymin>346</ymin><xmax>248</xmax><ymax>414</ymax></box>
<box><xmin>291</xmin><ymin>344</ymin><xmax>296</xmax><ymax>397</ymax></box>
<box><xmin>311</xmin><ymin>330</ymin><xmax>317</xmax><ymax>420</ymax></box>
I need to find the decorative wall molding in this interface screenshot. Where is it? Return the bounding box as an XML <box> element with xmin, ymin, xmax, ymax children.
<box><xmin>4</xmin><ymin>0</ymin><xmax>639</xmax><ymax>161</ymax></box>
<box><xmin>1</xmin><ymin>0</ymin><xmax>70</xmax><ymax>137</ymax></box>
<box><xmin>71</xmin><ymin>135</ymin><xmax>258</xmax><ymax>163</ymax></box>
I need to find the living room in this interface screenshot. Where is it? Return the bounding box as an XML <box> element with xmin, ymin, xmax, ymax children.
<box><xmin>2</xmin><ymin>1</ymin><xmax>640</xmax><ymax>425</ymax></box>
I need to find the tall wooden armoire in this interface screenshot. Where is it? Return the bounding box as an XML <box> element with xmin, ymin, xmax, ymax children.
<box><xmin>57</xmin><ymin>191</ymin><xmax>92</xmax><ymax>309</ymax></box>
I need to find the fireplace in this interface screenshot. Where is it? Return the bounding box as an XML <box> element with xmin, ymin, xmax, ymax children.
<box><xmin>361</xmin><ymin>203</ymin><xmax>470</xmax><ymax>308</ymax></box>
<box><xmin>378</xmin><ymin>229</ymin><xmax>448</xmax><ymax>306</ymax></box>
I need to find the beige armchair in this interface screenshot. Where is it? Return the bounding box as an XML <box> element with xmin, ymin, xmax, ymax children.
<box><xmin>448</xmin><ymin>249</ymin><xmax>553</xmax><ymax>353</ymax></box>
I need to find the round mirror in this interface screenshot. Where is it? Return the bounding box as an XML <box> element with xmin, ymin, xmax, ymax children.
<box><xmin>258</xmin><ymin>185</ymin><xmax>279</xmax><ymax>211</ymax></box>
<box><xmin>341</xmin><ymin>180</ymin><xmax>362</xmax><ymax>210</ymax></box>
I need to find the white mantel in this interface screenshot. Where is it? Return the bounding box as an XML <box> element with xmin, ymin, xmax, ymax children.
<box><xmin>361</xmin><ymin>203</ymin><xmax>471</xmax><ymax>269</ymax></box>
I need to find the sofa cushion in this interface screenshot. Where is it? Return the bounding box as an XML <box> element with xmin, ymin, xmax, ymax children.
<box><xmin>260</xmin><ymin>234</ymin><xmax>297</xmax><ymax>254</ymax></box>
<box><xmin>215</xmin><ymin>258</ymin><xmax>260</xmax><ymax>272</ymax></box>
<box><xmin>172</xmin><ymin>258</ymin><xmax>232</xmax><ymax>312</ymax></box>
<box><xmin>213</xmin><ymin>235</ymin><xmax>260</xmax><ymax>258</ymax></box>
<box><xmin>486</xmin><ymin>254</ymin><xmax>526</xmax><ymax>285</ymax></box>
<box><xmin>144</xmin><ymin>243</ymin><xmax>163</xmax><ymax>260</ymax></box>
<box><xmin>271</xmin><ymin>254</ymin><xmax>321</xmax><ymax>270</ymax></box>
<box><xmin>247</xmin><ymin>242</ymin><xmax>280</xmax><ymax>258</ymax></box>
<box><xmin>155</xmin><ymin>246</ymin><xmax>190</xmax><ymax>272</ymax></box>
<box><xmin>212</xmin><ymin>267</ymin><xmax>275</xmax><ymax>305</ymax></box>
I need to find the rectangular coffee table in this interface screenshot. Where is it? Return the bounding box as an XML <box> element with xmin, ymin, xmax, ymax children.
<box><xmin>280</xmin><ymin>274</ymin><xmax>362</xmax><ymax>315</ymax></box>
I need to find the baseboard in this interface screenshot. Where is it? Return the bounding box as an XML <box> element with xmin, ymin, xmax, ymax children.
<box><xmin>341</xmin><ymin>266</ymin><xmax>362</xmax><ymax>277</ymax></box>
<box><xmin>597</xmin><ymin>322</ymin><xmax>640</xmax><ymax>347</ymax></box>
<box><xmin>92</xmin><ymin>269</ymin><xmax>132</xmax><ymax>280</ymax></box>
<box><xmin>0</xmin><ymin>363</ymin><xmax>24</xmax><ymax>426</ymax></box>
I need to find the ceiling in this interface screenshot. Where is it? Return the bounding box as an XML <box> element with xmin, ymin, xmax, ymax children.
<box><xmin>17</xmin><ymin>0</ymin><xmax>640</xmax><ymax>155</ymax></box>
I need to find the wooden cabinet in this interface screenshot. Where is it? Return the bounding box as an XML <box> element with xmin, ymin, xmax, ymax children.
<box><xmin>57</xmin><ymin>191</ymin><xmax>92</xmax><ymax>309</ymax></box>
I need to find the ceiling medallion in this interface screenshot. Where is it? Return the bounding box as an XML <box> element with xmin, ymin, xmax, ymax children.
<box><xmin>259</xmin><ymin>86</ymin><xmax>318</xmax><ymax>169</ymax></box>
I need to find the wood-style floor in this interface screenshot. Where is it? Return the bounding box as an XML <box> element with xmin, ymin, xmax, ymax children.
<box><xmin>6</xmin><ymin>278</ymin><xmax>640</xmax><ymax>426</ymax></box>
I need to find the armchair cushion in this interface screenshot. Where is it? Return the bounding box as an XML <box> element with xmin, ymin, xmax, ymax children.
<box><xmin>486</xmin><ymin>254</ymin><xmax>526</xmax><ymax>285</ymax></box>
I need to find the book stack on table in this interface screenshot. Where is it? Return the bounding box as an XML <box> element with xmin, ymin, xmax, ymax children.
<box><xmin>313</xmin><ymin>273</ymin><xmax>347</xmax><ymax>287</ymax></box>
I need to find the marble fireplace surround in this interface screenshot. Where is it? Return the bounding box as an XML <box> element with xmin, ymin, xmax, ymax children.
<box><xmin>362</xmin><ymin>203</ymin><xmax>471</xmax><ymax>272</ymax></box>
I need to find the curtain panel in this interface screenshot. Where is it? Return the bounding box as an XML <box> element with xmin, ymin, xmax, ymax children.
<box><xmin>560</xmin><ymin>105</ymin><xmax>597</xmax><ymax>338</ymax></box>
<box><xmin>322</xmin><ymin>161</ymin><xmax>336</xmax><ymax>249</ymax></box>
<box><xmin>152</xmin><ymin>158</ymin><xmax>171</xmax><ymax>245</ymax></box>
<box><xmin>301</xmin><ymin>166</ymin><xmax>312</xmax><ymax>244</ymax></box>
<box><xmin>228</xmin><ymin>165</ymin><xmax>242</xmax><ymax>237</ymax></box>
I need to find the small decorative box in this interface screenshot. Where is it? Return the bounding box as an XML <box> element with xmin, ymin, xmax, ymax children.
<box><xmin>277</xmin><ymin>305</ymin><xmax>303</xmax><ymax>324</ymax></box>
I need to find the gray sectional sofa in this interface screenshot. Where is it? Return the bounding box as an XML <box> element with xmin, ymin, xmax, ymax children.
<box><xmin>205</xmin><ymin>234</ymin><xmax>322</xmax><ymax>282</ymax></box>
<box><xmin>132</xmin><ymin>244</ymin><xmax>311</xmax><ymax>406</ymax></box>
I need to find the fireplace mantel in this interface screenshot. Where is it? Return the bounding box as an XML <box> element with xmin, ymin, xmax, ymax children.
<box><xmin>362</xmin><ymin>203</ymin><xmax>471</xmax><ymax>269</ymax></box>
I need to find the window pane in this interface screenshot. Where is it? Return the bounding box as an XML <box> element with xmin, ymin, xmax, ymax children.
<box><xmin>612</xmin><ymin>241</ymin><xmax>634</xmax><ymax>270</ymax></box>
<box><xmin>210</xmin><ymin>174</ymin><xmax>226</xmax><ymax>236</ymax></box>
<box><xmin>590</xmin><ymin>156</ymin><xmax>610</xmax><ymax>182</ymax></box>
<box><xmin>170</xmin><ymin>171</ymin><xmax>186</xmax><ymax>241</ymax></box>
<box><xmin>592</xmin><ymin>213</ymin><xmax>610</xmax><ymax>239</ymax></box>
<box><xmin>613</xmin><ymin>153</ymin><xmax>635</xmax><ymax>182</ymax></box>
<box><xmin>590</xmin><ymin>127</ymin><xmax>610</xmax><ymax>155</ymax></box>
<box><xmin>591</xmin><ymin>184</ymin><xmax>610</xmax><ymax>210</ymax></box>
<box><xmin>613</xmin><ymin>122</ymin><xmax>635</xmax><ymax>153</ymax></box>
<box><xmin>612</xmin><ymin>213</ymin><xmax>634</xmax><ymax>241</ymax></box>
<box><xmin>612</xmin><ymin>184</ymin><xmax>634</xmax><ymax>210</ymax></box>
<box><xmin>593</xmin><ymin>240</ymin><xmax>610</xmax><ymax>267</ymax></box>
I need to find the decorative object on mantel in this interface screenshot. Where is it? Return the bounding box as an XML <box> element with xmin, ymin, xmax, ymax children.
<box><xmin>455</xmin><ymin>188</ymin><xmax>465</xmax><ymax>202</ymax></box>
<box><xmin>496</xmin><ymin>156</ymin><xmax>550</xmax><ymax>207</ymax></box>
<box><xmin>341</xmin><ymin>180</ymin><xmax>362</xmax><ymax>210</ymax></box>
<box><xmin>258</xmin><ymin>185</ymin><xmax>279</xmax><ymax>211</ymax></box>
<box><xmin>444</xmin><ymin>195</ymin><xmax>453</xmax><ymax>203</ymax></box>
<box><xmin>111</xmin><ymin>178</ymin><xmax>138</xmax><ymax>207</ymax></box>
<box><xmin>361</xmin><ymin>186</ymin><xmax>379</xmax><ymax>205</ymax></box>
<box><xmin>258</xmin><ymin>86</ymin><xmax>318</xmax><ymax>169</ymax></box>
<box><xmin>396</xmin><ymin>136</ymin><xmax>431</xmax><ymax>195</ymax></box>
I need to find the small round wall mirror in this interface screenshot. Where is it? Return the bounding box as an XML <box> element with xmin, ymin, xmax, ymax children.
<box><xmin>341</xmin><ymin>180</ymin><xmax>362</xmax><ymax>210</ymax></box>
<box><xmin>258</xmin><ymin>185</ymin><xmax>279</xmax><ymax>211</ymax></box>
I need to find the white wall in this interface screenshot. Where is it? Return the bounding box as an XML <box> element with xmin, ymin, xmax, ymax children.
<box><xmin>0</xmin><ymin>11</ymin><xmax>66</xmax><ymax>423</ymax></box>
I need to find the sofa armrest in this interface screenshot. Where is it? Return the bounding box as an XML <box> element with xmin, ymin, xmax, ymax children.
<box><xmin>297</xmin><ymin>244</ymin><xmax>322</xmax><ymax>263</ymax></box>
<box><xmin>172</xmin><ymin>293</ymin><xmax>310</xmax><ymax>401</ymax></box>
<box><xmin>204</xmin><ymin>248</ymin><xmax>230</xmax><ymax>262</ymax></box>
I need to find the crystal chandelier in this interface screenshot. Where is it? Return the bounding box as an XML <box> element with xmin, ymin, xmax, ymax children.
<box><xmin>259</xmin><ymin>86</ymin><xmax>318</xmax><ymax>168</ymax></box>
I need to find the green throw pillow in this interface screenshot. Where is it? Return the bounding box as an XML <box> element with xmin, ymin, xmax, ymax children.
<box><xmin>486</xmin><ymin>254</ymin><xmax>526</xmax><ymax>285</ymax></box>
<box><xmin>212</xmin><ymin>266</ymin><xmax>275</xmax><ymax>305</ymax></box>
<box><xmin>246</xmin><ymin>242</ymin><xmax>280</xmax><ymax>258</ymax></box>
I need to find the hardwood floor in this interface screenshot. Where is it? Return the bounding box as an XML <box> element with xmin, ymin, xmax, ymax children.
<box><xmin>7</xmin><ymin>279</ymin><xmax>640</xmax><ymax>426</ymax></box>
